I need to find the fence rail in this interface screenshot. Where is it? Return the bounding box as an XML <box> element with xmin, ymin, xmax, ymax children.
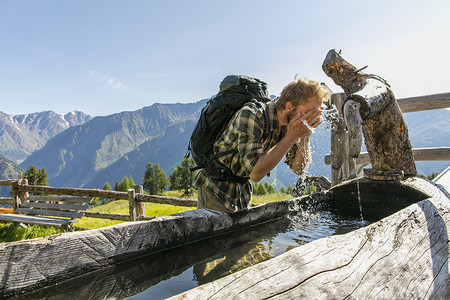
<box><xmin>0</xmin><ymin>179</ymin><xmax>197</xmax><ymax>222</ymax></box>
<box><xmin>325</xmin><ymin>147</ymin><xmax>450</xmax><ymax>165</ymax></box>
<box><xmin>396</xmin><ymin>92</ymin><xmax>450</xmax><ymax>113</ymax></box>
<box><xmin>0</xmin><ymin>197</ymin><xmax>13</xmax><ymax>205</ymax></box>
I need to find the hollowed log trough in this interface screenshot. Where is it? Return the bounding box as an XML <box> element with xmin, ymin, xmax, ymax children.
<box><xmin>0</xmin><ymin>177</ymin><xmax>449</xmax><ymax>299</ymax></box>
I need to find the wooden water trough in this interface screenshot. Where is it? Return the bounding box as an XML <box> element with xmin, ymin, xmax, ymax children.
<box><xmin>0</xmin><ymin>176</ymin><xmax>448</xmax><ymax>299</ymax></box>
<box><xmin>174</xmin><ymin>177</ymin><xmax>449</xmax><ymax>299</ymax></box>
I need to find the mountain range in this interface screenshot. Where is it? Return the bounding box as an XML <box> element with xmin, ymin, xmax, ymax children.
<box><xmin>20</xmin><ymin>101</ymin><xmax>206</xmax><ymax>188</ymax></box>
<box><xmin>0</xmin><ymin>102</ymin><xmax>448</xmax><ymax>194</ymax></box>
<box><xmin>0</xmin><ymin>110</ymin><xmax>92</xmax><ymax>163</ymax></box>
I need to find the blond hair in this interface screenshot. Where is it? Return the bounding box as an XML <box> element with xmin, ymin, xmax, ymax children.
<box><xmin>276</xmin><ymin>78</ymin><xmax>329</xmax><ymax>109</ymax></box>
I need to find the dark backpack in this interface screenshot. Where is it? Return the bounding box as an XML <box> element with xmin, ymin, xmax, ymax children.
<box><xmin>188</xmin><ymin>75</ymin><xmax>271</xmax><ymax>183</ymax></box>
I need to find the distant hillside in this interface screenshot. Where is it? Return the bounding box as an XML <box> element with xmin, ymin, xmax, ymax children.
<box><xmin>403</xmin><ymin>109</ymin><xmax>450</xmax><ymax>176</ymax></box>
<box><xmin>85</xmin><ymin>120</ymin><xmax>197</xmax><ymax>188</ymax></box>
<box><xmin>21</xmin><ymin>101</ymin><xmax>206</xmax><ymax>188</ymax></box>
<box><xmin>0</xmin><ymin>110</ymin><xmax>92</xmax><ymax>163</ymax></box>
<box><xmin>0</xmin><ymin>154</ymin><xmax>23</xmax><ymax>197</ymax></box>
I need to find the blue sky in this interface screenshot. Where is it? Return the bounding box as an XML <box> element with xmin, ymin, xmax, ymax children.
<box><xmin>1</xmin><ymin>0</ymin><xmax>449</xmax><ymax>116</ymax></box>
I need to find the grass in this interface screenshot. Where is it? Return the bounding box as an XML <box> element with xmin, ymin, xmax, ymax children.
<box><xmin>0</xmin><ymin>191</ymin><xmax>291</xmax><ymax>243</ymax></box>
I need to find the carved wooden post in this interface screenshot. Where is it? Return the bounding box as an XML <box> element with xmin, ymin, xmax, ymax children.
<box><xmin>323</xmin><ymin>49</ymin><xmax>417</xmax><ymax>176</ymax></box>
<box><xmin>134</xmin><ymin>185</ymin><xmax>145</xmax><ymax>219</ymax></box>
<box><xmin>128</xmin><ymin>189</ymin><xmax>138</xmax><ymax>221</ymax></box>
<box><xmin>330</xmin><ymin>93</ymin><xmax>351</xmax><ymax>185</ymax></box>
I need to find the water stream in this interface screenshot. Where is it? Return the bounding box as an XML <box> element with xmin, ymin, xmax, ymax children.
<box><xmin>351</xmin><ymin>158</ymin><xmax>364</xmax><ymax>221</ymax></box>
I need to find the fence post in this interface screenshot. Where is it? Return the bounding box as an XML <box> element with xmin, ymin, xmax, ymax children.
<box><xmin>330</xmin><ymin>93</ymin><xmax>353</xmax><ymax>186</ymax></box>
<box><xmin>11</xmin><ymin>181</ymin><xmax>21</xmax><ymax>210</ymax></box>
<box><xmin>128</xmin><ymin>189</ymin><xmax>138</xmax><ymax>221</ymax></box>
<box><xmin>20</xmin><ymin>179</ymin><xmax>28</xmax><ymax>203</ymax></box>
<box><xmin>134</xmin><ymin>185</ymin><xmax>145</xmax><ymax>219</ymax></box>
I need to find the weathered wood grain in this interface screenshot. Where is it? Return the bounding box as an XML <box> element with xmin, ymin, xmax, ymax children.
<box><xmin>0</xmin><ymin>214</ymin><xmax>78</xmax><ymax>227</ymax></box>
<box><xmin>28</xmin><ymin>195</ymin><xmax>92</xmax><ymax>203</ymax></box>
<box><xmin>1</xmin><ymin>178</ymin><xmax>447</xmax><ymax>299</ymax></box>
<box><xmin>14</xmin><ymin>208</ymin><xmax>84</xmax><ymax>219</ymax></box>
<box><xmin>20</xmin><ymin>201</ymin><xmax>89</xmax><ymax>211</ymax></box>
<box><xmin>173</xmin><ymin>178</ymin><xmax>450</xmax><ymax>299</ymax></box>
<box><xmin>18</xmin><ymin>184</ymin><xmax>198</xmax><ymax>207</ymax></box>
<box><xmin>323</xmin><ymin>49</ymin><xmax>417</xmax><ymax>176</ymax></box>
<box><xmin>0</xmin><ymin>193</ymin><xmax>325</xmax><ymax>297</ymax></box>
<box><xmin>82</xmin><ymin>211</ymin><xmax>131</xmax><ymax>221</ymax></box>
<box><xmin>0</xmin><ymin>197</ymin><xmax>13</xmax><ymax>205</ymax></box>
<box><xmin>0</xmin><ymin>180</ymin><xmax>17</xmax><ymax>186</ymax></box>
<box><xmin>397</xmin><ymin>92</ymin><xmax>450</xmax><ymax>113</ymax></box>
<box><xmin>325</xmin><ymin>147</ymin><xmax>450</xmax><ymax>165</ymax></box>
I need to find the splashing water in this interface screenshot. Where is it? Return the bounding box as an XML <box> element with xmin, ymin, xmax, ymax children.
<box><xmin>302</xmin><ymin>119</ymin><xmax>316</xmax><ymax>133</ymax></box>
<box><xmin>321</xmin><ymin>104</ymin><xmax>341</xmax><ymax>131</ymax></box>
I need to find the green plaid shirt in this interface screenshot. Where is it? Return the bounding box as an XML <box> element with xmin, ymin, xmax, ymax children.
<box><xmin>194</xmin><ymin>98</ymin><xmax>295</xmax><ymax>211</ymax></box>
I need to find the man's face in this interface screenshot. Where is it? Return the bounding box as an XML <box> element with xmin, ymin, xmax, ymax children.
<box><xmin>287</xmin><ymin>95</ymin><xmax>323</xmax><ymax>123</ymax></box>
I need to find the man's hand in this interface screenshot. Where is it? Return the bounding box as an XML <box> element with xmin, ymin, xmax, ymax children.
<box><xmin>285</xmin><ymin>107</ymin><xmax>322</xmax><ymax>143</ymax></box>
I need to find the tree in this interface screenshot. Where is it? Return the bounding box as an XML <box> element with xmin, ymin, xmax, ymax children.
<box><xmin>22</xmin><ymin>165</ymin><xmax>48</xmax><ymax>186</ymax></box>
<box><xmin>114</xmin><ymin>176</ymin><xmax>134</xmax><ymax>192</ymax></box>
<box><xmin>279</xmin><ymin>186</ymin><xmax>287</xmax><ymax>194</ymax></box>
<box><xmin>169</xmin><ymin>156</ymin><xmax>196</xmax><ymax>196</ymax></box>
<box><xmin>143</xmin><ymin>162</ymin><xmax>168</xmax><ymax>195</ymax></box>
<box><xmin>119</xmin><ymin>176</ymin><xmax>131</xmax><ymax>192</ymax></box>
<box><xmin>253</xmin><ymin>182</ymin><xmax>267</xmax><ymax>196</ymax></box>
<box><xmin>169</xmin><ymin>167</ymin><xmax>180</xmax><ymax>191</ymax></box>
<box><xmin>264</xmin><ymin>182</ymin><xmax>276</xmax><ymax>194</ymax></box>
<box><xmin>287</xmin><ymin>184</ymin><xmax>294</xmax><ymax>195</ymax></box>
<box><xmin>103</xmin><ymin>182</ymin><xmax>112</xmax><ymax>190</ymax></box>
<box><xmin>128</xmin><ymin>176</ymin><xmax>136</xmax><ymax>188</ymax></box>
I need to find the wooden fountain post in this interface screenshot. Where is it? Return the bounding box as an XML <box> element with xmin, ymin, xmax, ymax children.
<box><xmin>322</xmin><ymin>49</ymin><xmax>417</xmax><ymax>176</ymax></box>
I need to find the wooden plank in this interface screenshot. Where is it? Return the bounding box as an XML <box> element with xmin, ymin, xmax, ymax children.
<box><xmin>20</xmin><ymin>202</ymin><xmax>89</xmax><ymax>211</ymax></box>
<box><xmin>411</xmin><ymin>147</ymin><xmax>450</xmax><ymax>161</ymax></box>
<box><xmin>28</xmin><ymin>195</ymin><xmax>92</xmax><ymax>203</ymax></box>
<box><xmin>0</xmin><ymin>197</ymin><xmax>13</xmax><ymax>205</ymax></box>
<box><xmin>0</xmin><ymin>180</ymin><xmax>18</xmax><ymax>186</ymax></box>
<box><xmin>19</xmin><ymin>185</ymin><xmax>196</xmax><ymax>207</ymax></box>
<box><xmin>325</xmin><ymin>147</ymin><xmax>450</xmax><ymax>165</ymax></box>
<box><xmin>15</xmin><ymin>208</ymin><xmax>84</xmax><ymax>219</ymax></box>
<box><xmin>397</xmin><ymin>92</ymin><xmax>450</xmax><ymax>113</ymax></box>
<box><xmin>329</xmin><ymin>93</ymin><xmax>353</xmax><ymax>185</ymax></box>
<box><xmin>82</xmin><ymin>211</ymin><xmax>131</xmax><ymax>221</ymax></box>
<box><xmin>136</xmin><ymin>194</ymin><xmax>197</xmax><ymax>207</ymax></box>
<box><xmin>0</xmin><ymin>214</ymin><xmax>75</xmax><ymax>227</ymax></box>
<box><xmin>20</xmin><ymin>185</ymin><xmax>129</xmax><ymax>200</ymax></box>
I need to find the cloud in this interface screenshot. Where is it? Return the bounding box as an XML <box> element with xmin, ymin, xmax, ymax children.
<box><xmin>89</xmin><ymin>70</ymin><xmax>125</xmax><ymax>92</ymax></box>
<box><xmin>107</xmin><ymin>78</ymin><xmax>125</xmax><ymax>91</ymax></box>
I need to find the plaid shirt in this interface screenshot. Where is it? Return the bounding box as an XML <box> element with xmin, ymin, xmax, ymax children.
<box><xmin>194</xmin><ymin>98</ymin><xmax>296</xmax><ymax>211</ymax></box>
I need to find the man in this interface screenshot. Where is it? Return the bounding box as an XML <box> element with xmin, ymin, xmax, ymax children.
<box><xmin>193</xmin><ymin>78</ymin><xmax>328</xmax><ymax>212</ymax></box>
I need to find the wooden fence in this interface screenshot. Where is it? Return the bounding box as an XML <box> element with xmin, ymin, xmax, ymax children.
<box><xmin>325</xmin><ymin>92</ymin><xmax>450</xmax><ymax>186</ymax></box>
<box><xmin>0</xmin><ymin>179</ymin><xmax>197</xmax><ymax>222</ymax></box>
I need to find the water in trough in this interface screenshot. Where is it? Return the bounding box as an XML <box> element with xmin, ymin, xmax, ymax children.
<box><xmin>15</xmin><ymin>209</ymin><xmax>370</xmax><ymax>300</ymax></box>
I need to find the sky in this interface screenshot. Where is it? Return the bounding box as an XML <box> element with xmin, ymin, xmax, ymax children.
<box><xmin>1</xmin><ymin>0</ymin><xmax>449</xmax><ymax>116</ymax></box>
